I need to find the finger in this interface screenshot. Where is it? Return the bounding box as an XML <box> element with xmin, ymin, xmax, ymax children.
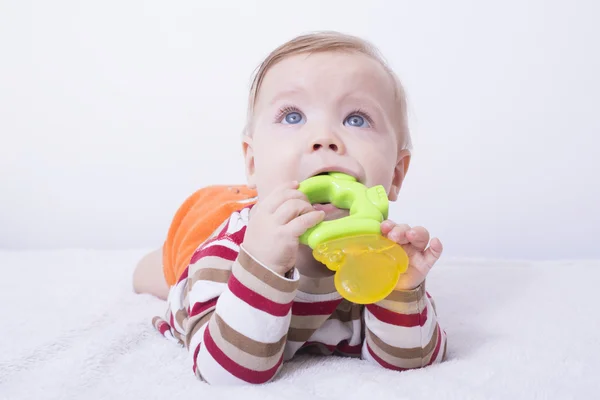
<box><xmin>261</xmin><ymin>183</ymin><xmax>307</xmax><ymax>212</ymax></box>
<box><xmin>286</xmin><ymin>210</ymin><xmax>326</xmax><ymax>237</ymax></box>
<box><xmin>386</xmin><ymin>223</ymin><xmax>412</xmax><ymax>245</ymax></box>
<box><xmin>422</xmin><ymin>237</ymin><xmax>443</xmax><ymax>269</ymax></box>
<box><xmin>274</xmin><ymin>198</ymin><xmax>315</xmax><ymax>224</ymax></box>
<box><xmin>406</xmin><ymin>226</ymin><xmax>430</xmax><ymax>252</ymax></box>
<box><xmin>380</xmin><ymin>220</ymin><xmax>396</xmax><ymax>236</ymax></box>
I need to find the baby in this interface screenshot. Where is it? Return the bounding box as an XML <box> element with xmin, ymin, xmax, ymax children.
<box><xmin>133</xmin><ymin>31</ymin><xmax>447</xmax><ymax>385</ymax></box>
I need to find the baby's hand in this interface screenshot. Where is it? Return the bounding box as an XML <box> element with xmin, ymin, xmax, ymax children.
<box><xmin>242</xmin><ymin>181</ymin><xmax>325</xmax><ymax>276</ymax></box>
<box><xmin>380</xmin><ymin>221</ymin><xmax>443</xmax><ymax>291</ymax></box>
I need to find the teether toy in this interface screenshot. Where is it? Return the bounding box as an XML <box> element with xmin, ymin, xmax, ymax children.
<box><xmin>298</xmin><ymin>172</ymin><xmax>409</xmax><ymax>304</ymax></box>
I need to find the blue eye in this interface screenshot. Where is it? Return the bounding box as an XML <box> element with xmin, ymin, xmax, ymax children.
<box><xmin>344</xmin><ymin>114</ymin><xmax>370</xmax><ymax>128</ymax></box>
<box><xmin>282</xmin><ymin>111</ymin><xmax>304</xmax><ymax>125</ymax></box>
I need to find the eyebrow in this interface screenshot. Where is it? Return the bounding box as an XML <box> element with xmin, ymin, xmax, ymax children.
<box><xmin>339</xmin><ymin>91</ymin><xmax>387</xmax><ymax>115</ymax></box>
<box><xmin>268</xmin><ymin>88</ymin><xmax>307</xmax><ymax>106</ymax></box>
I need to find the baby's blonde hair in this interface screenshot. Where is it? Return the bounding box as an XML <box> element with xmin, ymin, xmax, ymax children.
<box><xmin>244</xmin><ymin>31</ymin><xmax>412</xmax><ymax>150</ymax></box>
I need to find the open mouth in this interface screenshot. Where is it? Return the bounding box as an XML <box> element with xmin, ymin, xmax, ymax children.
<box><xmin>308</xmin><ymin>169</ymin><xmax>360</xmax><ymax>182</ymax></box>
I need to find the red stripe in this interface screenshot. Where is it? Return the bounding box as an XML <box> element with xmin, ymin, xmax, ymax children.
<box><xmin>192</xmin><ymin>342</ymin><xmax>201</xmax><ymax>374</ymax></box>
<box><xmin>226</xmin><ymin>226</ymin><xmax>246</xmax><ymax>245</ymax></box>
<box><xmin>203</xmin><ymin>322</ymin><xmax>282</xmax><ymax>384</ymax></box>
<box><xmin>366</xmin><ymin>343</ymin><xmax>408</xmax><ymax>371</ymax></box>
<box><xmin>228</xmin><ymin>274</ymin><xmax>293</xmax><ymax>317</ymax></box>
<box><xmin>426</xmin><ymin>325</ymin><xmax>443</xmax><ymax>366</ymax></box>
<box><xmin>191</xmin><ymin>244</ymin><xmax>238</xmax><ymax>264</ymax></box>
<box><xmin>366</xmin><ymin>304</ymin><xmax>427</xmax><ymax>327</ymax></box>
<box><xmin>337</xmin><ymin>340</ymin><xmax>362</xmax><ymax>354</ymax></box>
<box><xmin>176</xmin><ymin>267</ymin><xmax>189</xmax><ymax>284</ymax></box>
<box><xmin>291</xmin><ymin>299</ymin><xmax>342</xmax><ymax>316</ymax></box>
<box><xmin>157</xmin><ymin>321</ymin><xmax>170</xmax><ymax>335</ymax></box>
<box><xmin>189</xmin><ymin>298</ymin><xmax>218</xmax><ymax>317</ymax></box>
<box><xmin>219</xmin><ymin>218</ymin><xmax>231</xmax><ymax>235</ymax></box>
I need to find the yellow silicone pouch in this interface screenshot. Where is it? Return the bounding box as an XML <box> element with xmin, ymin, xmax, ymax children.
<box><xmin>298</xmin><ymin>172</ymin><xmax>409</xmax><ymax>304</ymax></box>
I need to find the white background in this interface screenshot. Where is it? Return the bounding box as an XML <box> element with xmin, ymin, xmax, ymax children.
<box><xmin>1</xmin><ymin>0</ymin><xmax>598</xmax><ymax>260</ymax></box>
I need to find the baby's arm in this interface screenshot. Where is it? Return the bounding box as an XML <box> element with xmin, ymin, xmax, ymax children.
<box><xmin>183</xmin><ymin>245</ymin><xmax>299</xmax><ymax>385</ymax></box>
<box><xmin>132</xmin><ymin>247</ymin><xmax>170</xmax><ymax>300</ymax></box>
<box><xmin>361</xmin><ymin>283</ymin><xmax>447</xmax><ymax>370</ymax></box>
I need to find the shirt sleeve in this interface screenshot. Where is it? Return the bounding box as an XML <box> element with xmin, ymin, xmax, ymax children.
<box><xmin>361</xmin><ymin>281</ymin><xmax>447</xmax><ymax>370</ymax></box>
<box><xmin>186</xmin><ymin>245</ymin><xmax>300</xmax><ymax>385</ymax></box>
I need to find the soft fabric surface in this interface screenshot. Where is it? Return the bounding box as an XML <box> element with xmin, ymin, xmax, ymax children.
<box><xmin>1</xmin><ymin>250</ymin><xmax>598</xmax><ymax>399</ymax></box>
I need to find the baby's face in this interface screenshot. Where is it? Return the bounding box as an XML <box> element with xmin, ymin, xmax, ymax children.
<box><xmin>243</xmin><ymin>51</ymin><xmax>409</xmax><ymax>207</ymax></box>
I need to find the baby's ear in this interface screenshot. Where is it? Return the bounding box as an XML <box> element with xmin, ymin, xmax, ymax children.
<box><xmin>241</xmin><ymin>135</ymin><xmax>257</xmax><ymax>188</ymax></box>
<box><xmin>388</xmin><ymin>149</ymin><xmax>411</xmax><ymax>201</ymax></box>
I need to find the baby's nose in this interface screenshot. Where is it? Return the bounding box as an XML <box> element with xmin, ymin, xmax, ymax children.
<box><xmin>312</xmin><ymin>142</ymin><xmax>339</xmax><ymax>152</ymax></box>
<box><xmin>310</xmin><ymin>135</ymin><xmax>344</xmax><ymax>153</ymax></box>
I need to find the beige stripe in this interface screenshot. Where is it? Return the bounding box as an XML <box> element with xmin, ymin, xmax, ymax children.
<box><xmin>172</xmin><ymin>330</ymin><xmax>183</xmax><ymax>344</ymax></box>
<box><xmin>189</xmin><ymin>255</ymin><xmax>234</xmax><ymax>273</ymax></box>
<box><xmin>175</xmin><ymin>308</ymin><xmax>187</xmax><ymax>331</ymax></box>
<box><xmin>288</xmin><ymin>300</ymin><xmax>361</xmax><ymax>330</ymax></box>
<box><xmin>367</xmin><ymin>333</ymin><xmax>423</xmax><ymax>369</ymax></box>
<box><xmin>329</xmin><ymin>301</ymin><xmax>362</xmax><ymax>323</ymax></box>
<box><xmin>297</xmin><ymin>273</ymin><xmax>336</xmax><ymax>294</ymax></box>
<box><xmin>238</xmin><ymin>249</ymin><xmax>298</xmax><ymax>293</ymax></box>
<box><xmin>214</xmin><ymin>313</ymin><xmax>285</xmax><ymax>358</ymax></box>
<box><xmin>430</xmin><ymin>296</ymin><xmax>438</xmax><ymax>315</ymax></box>
<box><xmin>287</xmin><ymin>327</ymin><xmax>316</xmax><ymax>342</ymax></box>
<box><xmin>441</xmin><ymin>335</ymin><xmax>448</xmax><ymax>361</ymax></box>
<box><xmin>231</xmin><ymin>259</ymin><xmax>296</xmax><ymax>304</ymax></box>
<box><xmin>190</xmin><ymin>268</ymin><xmax>231</xmax><ymax>285</ymax></box>
<box><xmin>289</xmin><ymin>313</ymin><xmax>331</xmax><ymax>330</ymax></box>
<box><xmin>383</xmin><ymin>284</ymin><xmax>426</xmax><ymax>303</ymax></box>
<box><xmin>209</xmin><ymin>315</ymin><xmax>284</xmax><ymax>371</ymax></box>
<box><xmin>366</xmin><ymin>325</ymin><xmax>438</xmax><ymax>360</ymax></box>
<box><xmin>423</xmin><ymin>326</ymin><xmax>443</xmax><ymax>365</ymax></box>
<box><xmin>182</xmin><ymin>291</ymin><xmax>190</xmax><ymax>311</ymax></box>
<box><xmin>185</xmin><ymin>312</ymin><xmax>213</xmax><ymax>349</ymax></box>
<box><xmin>376</xmin><ymin>296</ymin><xmax>425</xmax><ymax>315</ymax></box>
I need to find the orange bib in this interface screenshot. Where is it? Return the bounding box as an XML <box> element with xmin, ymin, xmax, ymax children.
<box><xmin>162</xmin><ymin>185</ymin><xmax>257</xmax><ymax>286</ymax></box>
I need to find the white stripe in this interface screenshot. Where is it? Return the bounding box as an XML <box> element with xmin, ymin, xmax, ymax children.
<box><xmin>167</xmin><ymin>279</ymin><xmax>187</xmax><ymax>311</ymax></box>
<box><xmin>239</xmin><ymin>245</ymin><xmax>300</xmax><ymax>284</ymax></box>
<box><xmin>347</xmin><ymin>319</ymin><xmax>362</xmax><ymax>346</ymax></box>
<box><xmin>163</xmin><ymin>330</ymin><xmax>180</xmax><ymax>344</ymax></box>
<box><xmin>196</xmin><ymin>343</ymin><xmax>249</xmax><ymax>386</ymax></box>
<box><xmin>188</xmin><ymin>321</ymin><xmax>209</xmax><ymax>364</ymax></box>
<box><xmin>431</xmin><ymin>328</ymin><xmax>446</xmax><ymax>364</ymax></box>
<box><xmin>189</xmin><ymin>255</ymin><xmax>235</xmax><ymax>271</ymax></box>
<box><xmin>167</xmin><ymin>281</ymin><xmax>187</xmax><ymax>333</ymax></box>
<box><xmin>306</xmin><ymin>318</ymin><xmax>353</xmax><ymax>345</ymax></box>
<box><xmin>202</xmin><ymin>237</ymin><xmax>240</xmax><ymax>253</ymax></box>
<box><xmin>225</xmin><ymin>209</ymin><xmax>250</xmax><ymax>234</ymax></box>
<box><xmin>216</xmin><ymin>288</ymin><xmax>292</xmax><ymax>344</ymax></box>
<box><xmin>364</xmin><ymin>300</ymin><xmax>436</xmax><ymax>349</ymax></box>
<box><xmin>361</xmin><ymin>341</ymin><xmax>377</xmax><ymax>364</ymax></box>
<box><xmin>283</xmin><ymin>341</ymin><xmax>305</xmax><ymax>360</ymax></box>
<box><xmin>188</xmin><ymin>280</ymin><xmax>228</xmax><ymax>304</ymax></box>
<box><xmin>294</xmin><ymin>290</ymin><xmax>342</xmax><ymax>303</ymax></box>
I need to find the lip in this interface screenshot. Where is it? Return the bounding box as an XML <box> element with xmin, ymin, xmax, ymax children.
<box><xmin>306</xmin><ymin>166</ymin><xmax>362</xmax><ymax>182</ymax></box>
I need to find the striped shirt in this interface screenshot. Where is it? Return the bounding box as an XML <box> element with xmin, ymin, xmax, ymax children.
<box><xmin>152</xmin><ymin>205</ymin><xmax>447</xmax><ymax>385</ymax></box>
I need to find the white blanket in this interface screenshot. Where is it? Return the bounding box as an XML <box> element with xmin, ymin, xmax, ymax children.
<box><xmin>1</xmin><ymin>250</ymin><xmax>598</xmax><ymax>399</ymax></box>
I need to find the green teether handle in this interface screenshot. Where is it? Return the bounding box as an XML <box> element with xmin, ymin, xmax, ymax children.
<box><xmin>298</xmin><ymin>172</ymin><xmax>389</xmax><ymax>249</ymax></box>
